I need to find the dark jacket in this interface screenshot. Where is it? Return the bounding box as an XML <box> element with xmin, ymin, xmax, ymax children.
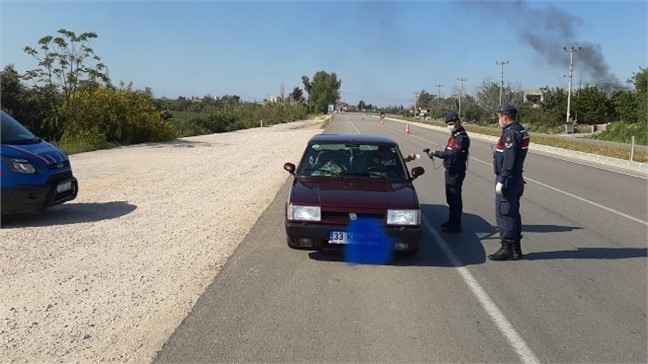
<box><xmin>434</xmin><ymin>127</ymin><xmax>470</xmax><ymax>173</ymax></box>
<box><xmin>494</xmin><ymin>122</ymin><xmax>530</xmax><ymax>184</ymax></box>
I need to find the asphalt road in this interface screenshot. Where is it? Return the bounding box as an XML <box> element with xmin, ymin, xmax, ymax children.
<box><xmin>155</xmin><ymin>113</ymin><xmax>647</xmax><ymax>363</ymax></box>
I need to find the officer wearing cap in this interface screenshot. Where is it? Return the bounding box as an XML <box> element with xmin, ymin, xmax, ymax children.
<box><xmin>420</xmin><ymin>112</ymin><xmax>470</xmax><ymax>233</ymax></box>
<box><xmin>489</xmin><ymin>104</ymin><xmax>530</xmax><ymax>260</ymax></box>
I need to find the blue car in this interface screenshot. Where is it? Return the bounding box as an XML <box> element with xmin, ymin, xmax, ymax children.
<box><xmin>1</xmin><ymin>111</ymin><xmax>79</xmax><ymax>214</ymax></box>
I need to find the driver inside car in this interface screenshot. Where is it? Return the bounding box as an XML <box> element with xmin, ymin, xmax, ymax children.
<box><xmin>308</xmin><ymin>150</ymin><xmax>348</xmax><ymax>175</ymax></box>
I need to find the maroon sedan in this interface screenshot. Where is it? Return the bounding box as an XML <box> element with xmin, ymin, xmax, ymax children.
<box><xmin>283</xmin><ymin>134</ymin><xmax>425</xmax><ymax>255</ymax></box>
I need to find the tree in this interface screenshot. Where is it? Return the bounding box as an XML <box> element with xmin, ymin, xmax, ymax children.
<box><xmin>417</xmin><ymin>90</ymin><xmax>435</xmax><ymax>108</ymax></box>
<box><xmin>631</xmin><ymin>67</ymin><xmax>647</xmax><ymax>124</ymax></box>
<box><xmin>358</xmin><ymin>100</ymin><xmax>366</xmax><ymax>111</ymax></box>
<box><xmin>610</xmin><ymin>90</ymin><xmax>637</xmax><ymax>123</ymax></box>
<box><xmin>573</xmin><ymin>86</ymin><xmax>613</xmax><ymax>124</ymax></box>
<box><xmin>0</xmin><ymin>65</ymin><xmax>52</xmax><ymax>137</ymax></box>
<box><xmin>302</xmin><ymin>71</ymin><xmax>342</xmax><ymax>114</ymax></box>
<box><xmin>23</xmin><ymin>28</ymin><xmax>111</xmax><ymax>128</ymax></box>
<box><xmin>475</xmin><ymin>77</ymin><xmax>523</xmax><ymax>113</ymax></box>
<box><xmin>0</xmin><ymin>65</ymin><xmax>24</xmax><ymax>115</ymax></box>
<box><xmin>290</xmin><ymin>87</ymin><xmax>304</xmax><ymax>103</ymax></box>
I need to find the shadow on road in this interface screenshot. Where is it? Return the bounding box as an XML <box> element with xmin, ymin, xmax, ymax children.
<box><xmin>522</xmin><ymin>224</ymin><xmax>583</xmax><ymax>233</ymax></box>
<box><xmin>524</xmin><ymin>247</ymin><xmax>647</xmax><ymax>260</ymax></box>
<box><xmin>308</xmin><ymin>204</ymin><xmax>495</xmax><ymax>267</ymax></box>
<box><xmin>308</xmin><ymin>203</ymin><xmax>592</xmax><ymax>267</ymax></box>
<box><xmin>1</xmin><ymin>201</ymin><xmax>137</xmax><ymax>228</ymax></box>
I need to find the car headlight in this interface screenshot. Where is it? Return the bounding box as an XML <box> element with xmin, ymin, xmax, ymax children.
<box><xmin>2</xmin><ymin>157</ymin><xmax>37</xmax><ymax>174</ymax></box>
<box><xmin>387</xmin><ymin>209</ymin><xmax>420</xmax><ymax>225</ymax></box>
<box><xmin>287</xmin><ymin>204</ymin><xmax>321</xmax><ymax>222</ymax></box>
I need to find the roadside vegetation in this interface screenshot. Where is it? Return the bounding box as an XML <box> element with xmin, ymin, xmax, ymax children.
<box><xmin>1</xmin><ymin>28</ymin><xmax>645</xmax><ymax>163</ymax></box>
<box><xmin>1</xmin><ymin>29</ymin><xmax>340</xmax><ymax>155</ymax></box>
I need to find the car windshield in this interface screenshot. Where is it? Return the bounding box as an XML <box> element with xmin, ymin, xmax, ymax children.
<box><xmin>1</xmin><ymin>111</ymin><xmax>39</xmax><ymax>145</ymax></box>
<box><xmin>298</xmin><ymin>142</ymin><xmax>407</xmax><ymax>180</ymax></box>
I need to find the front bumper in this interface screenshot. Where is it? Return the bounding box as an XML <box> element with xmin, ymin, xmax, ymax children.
<box><xmin>1</xmin><ymin>177</ymin><xmax>78</xmax><ymax>214</ymax></box>
<box><xmin>286</xmin><ymin>221</ymin><xmax>421</xmax><ymax>252</ymax></box>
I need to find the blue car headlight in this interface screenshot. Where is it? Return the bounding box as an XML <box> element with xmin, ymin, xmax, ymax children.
<box><xmin>2</xmin><ymin>157</ymin><xmax>37</xmax><ymax>174</ymax></box>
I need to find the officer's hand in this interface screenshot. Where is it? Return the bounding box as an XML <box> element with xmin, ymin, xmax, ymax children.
<box><xmin>495</xmin><ymin>182</ymin><xmax>504</xmax><ymax>195</ymax></box>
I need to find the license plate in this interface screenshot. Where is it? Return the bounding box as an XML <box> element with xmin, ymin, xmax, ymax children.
<box><xmin>56</xmin><ymin>181</ymin><xmax>72</xmax><ymax>193</ymax></box>
<box><xmin>329</xmin><ymin>231</ymin><xmax>378</xmax><ymax>245</ymax></box>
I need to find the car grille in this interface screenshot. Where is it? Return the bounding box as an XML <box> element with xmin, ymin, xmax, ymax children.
<box><xmin>47</xmin><ymin>160</ymin><xmax>70</xmax><ymax>169</ymax></box>
<box><xmin>321</xmin><ymin>211</ymin><xmax>385</xmax><ymax>225</ymax></box>
<box><xmin>46</xmin><ymin>171</ymin><xmax>77</xmax><ymax>206</ymax></box>
<box><xmin>47</xmin><ymin>171</ymin><xmax>73</xmax><ymax>184</ymax></box>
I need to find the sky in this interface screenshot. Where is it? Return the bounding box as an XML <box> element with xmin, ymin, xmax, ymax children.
<box><xmin>1</xmin><ymin>0</ymin><xmax>647</xmax><ymax>107</ymax></box>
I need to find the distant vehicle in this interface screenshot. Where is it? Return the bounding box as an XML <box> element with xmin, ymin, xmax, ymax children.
<box><xmin>1</xmin><ymin>111</ymin><xmax>78</xmax><ymax>214</ymax></box>
<box><xmin>283</xmin><ymin>134</ymin><xmax>425</xmax><ymax>255</ymax></box>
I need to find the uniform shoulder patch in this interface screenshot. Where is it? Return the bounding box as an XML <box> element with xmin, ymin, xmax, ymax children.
<box><xmin>504</xmin><ymin>135</ymin><xmax>513</xmax><ymax>149</ymax></box>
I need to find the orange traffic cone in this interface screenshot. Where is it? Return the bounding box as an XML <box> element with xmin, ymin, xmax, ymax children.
<box><xmin>405</xmin><ymin>123</ymin><xmax>411</xmax><ymax>134</ymax></box>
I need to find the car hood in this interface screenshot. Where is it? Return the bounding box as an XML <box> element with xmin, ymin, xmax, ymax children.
<box><xmin>1</xmin><ymin>140</ymin><xmax>69</xmax><ymax>167</ymax></box>
<box><xmin>289</xmin><ymin>177</ymin><xmax>419</xmax><ymax>210</ymax></box>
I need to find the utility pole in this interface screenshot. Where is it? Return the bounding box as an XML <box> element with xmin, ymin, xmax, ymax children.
<box><xmin>496</xmin><ymin>61</ymin><xmax>509</xmax><ymax>107</ymax></box>
<box><xmin>413</xmin><ymin>92</ymin><xmax>419</xmax><ymax>116</ymax></box>
<box><xmin>434</xmin><ymin>84</ymin><xmax>443</xmax><ymax>102</ymax></box>
<box><xmin>457</xmin><ymin>78</ymin><xmax>466</xmax><ymax>117</ymax></box>
<box><xmin>564</xmin><ymin>46</ymin><xmax>582</xmax><ymax>126</ymax></box>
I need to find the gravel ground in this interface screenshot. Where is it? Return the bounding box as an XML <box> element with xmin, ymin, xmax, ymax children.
<box><xmin>0</xmin><ymin>117</ymin><xmax>325</xmax><ymax>363</ymax></box>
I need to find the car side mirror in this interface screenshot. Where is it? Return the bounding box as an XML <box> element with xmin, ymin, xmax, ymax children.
<box><xmin>411</xmin><ymin>166</ymin><xmax>425</xmax><ymax>179</ymax></box>
<box><xmin>284</xmin><ymin>162</ymin><xmax>296</xmax><ymax>175</ymax></box>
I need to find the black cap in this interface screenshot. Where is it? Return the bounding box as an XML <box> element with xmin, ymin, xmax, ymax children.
<box><xmin>497</xmin><ymin>104</ymin><xmax>518</xmax><ymax>115</ymax></box>
<box><xmin>444</xmin><ymin>112</ymin><xmax>459</xmax><ymax>123</ymax></box>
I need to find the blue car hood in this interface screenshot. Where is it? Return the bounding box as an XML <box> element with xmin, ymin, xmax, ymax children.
<box><xmin>1</xmin><ymin>140</ymin><xmax>69</xmax><ymax>167</ymax></box>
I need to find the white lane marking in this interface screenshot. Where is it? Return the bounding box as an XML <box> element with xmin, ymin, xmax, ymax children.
<box><xmin>469</xmin><ymin>158</ymin><xmax>648</xmax><ymax>226</ymax></box>
<box><xmin>350</xmin><ymin>122</ymin><xmax>361</xmax><ymax>134</ymax></box>
<box><xmin>423</xmin><ymin>218</ymin><xmax>541</xmax><ymax>364</ymax></box>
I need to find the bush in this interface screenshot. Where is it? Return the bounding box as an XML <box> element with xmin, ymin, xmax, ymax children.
<box><xmin>55</xmin><ymin>130</ymin><xmax>116</xmax><ymax>155</ymax></box>
<box><xmin>169</xmin><ymin>102</ymin><xmax>309</xmax><ymax>137</ymax></box>
<box><xmin>592</xmin><ymin>121</ymin><xmax>648</xmax><ymax>146</ymax></box>
<box><xmin>63</xmin><ymin>86</ymin><xmax>175</xmax><ymax>147</ymax></box>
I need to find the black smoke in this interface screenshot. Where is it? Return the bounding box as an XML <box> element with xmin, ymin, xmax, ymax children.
<box><xmin>462</xmin><ymin>0</ymin><xmax>618</xmax><ymax>83</ymax></box>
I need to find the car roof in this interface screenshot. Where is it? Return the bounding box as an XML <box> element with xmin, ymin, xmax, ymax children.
<box><xmin>308</xmin><ymin>134</ymin><xmax>398</xmax><ymax>146</ymax></box>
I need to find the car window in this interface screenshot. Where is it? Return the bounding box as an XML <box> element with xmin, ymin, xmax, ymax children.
<box><xmin>300</xmin><ymin>143</ymin><xmax>351</xmax><ymax>176</ymax></box>
<box><xmin>0</xmin><ymin>111</ymin><xmax>39</xmax><ymax>144</ymax></box>
<box><xmin>299</xmin><ymin>143</ymin><xmax>407</xmax><ymax>180</ymax></box>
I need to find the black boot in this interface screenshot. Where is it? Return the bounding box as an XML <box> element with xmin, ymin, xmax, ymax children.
<box><xmin>440</xmin><ymin>220</ymin><xmax>452</xmax><ymax>228</ymax></box>
<box><xmin>511</xmin><ymin>242</ymin><xmax>523</xmax><ymax>260</ymax></box>
<box><xmin>488</xmin><ymin>241</ymin><xmax>513</xmax><ymax>261</ymax></box>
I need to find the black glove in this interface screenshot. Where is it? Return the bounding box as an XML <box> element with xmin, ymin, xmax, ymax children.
<box><xmin>422</xmin><ymin>148</ymin><xmax>433</xmax><ymax>159</ymax></box>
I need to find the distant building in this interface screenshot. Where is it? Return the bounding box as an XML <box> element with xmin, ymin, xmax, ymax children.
<box><xmin>523</xmin><ymin>89</ymin><xmax>544</xmax><ymax>108</ymax></box>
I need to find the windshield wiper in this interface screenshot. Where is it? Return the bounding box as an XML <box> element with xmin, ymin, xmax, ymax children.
<box><xmin>299</xmin><ymin>168</ymin><xmax>342</xmax><ymax>177</ymax></box>
<box><xmin>340</xmin><ymin>171</ymin><xmax>390</xmax><ymax>181</ymax></box>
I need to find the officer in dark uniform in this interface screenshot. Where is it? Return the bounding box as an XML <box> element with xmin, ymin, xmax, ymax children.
<box><xmin>423</xmin><ymin>112</ymin><xmax>470</xmax><ymax>233</ymax></box>
<box><xmin>489</xmin><ymin>104</ymin><xmax>530</xmax><ymax>260</ymax></box>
